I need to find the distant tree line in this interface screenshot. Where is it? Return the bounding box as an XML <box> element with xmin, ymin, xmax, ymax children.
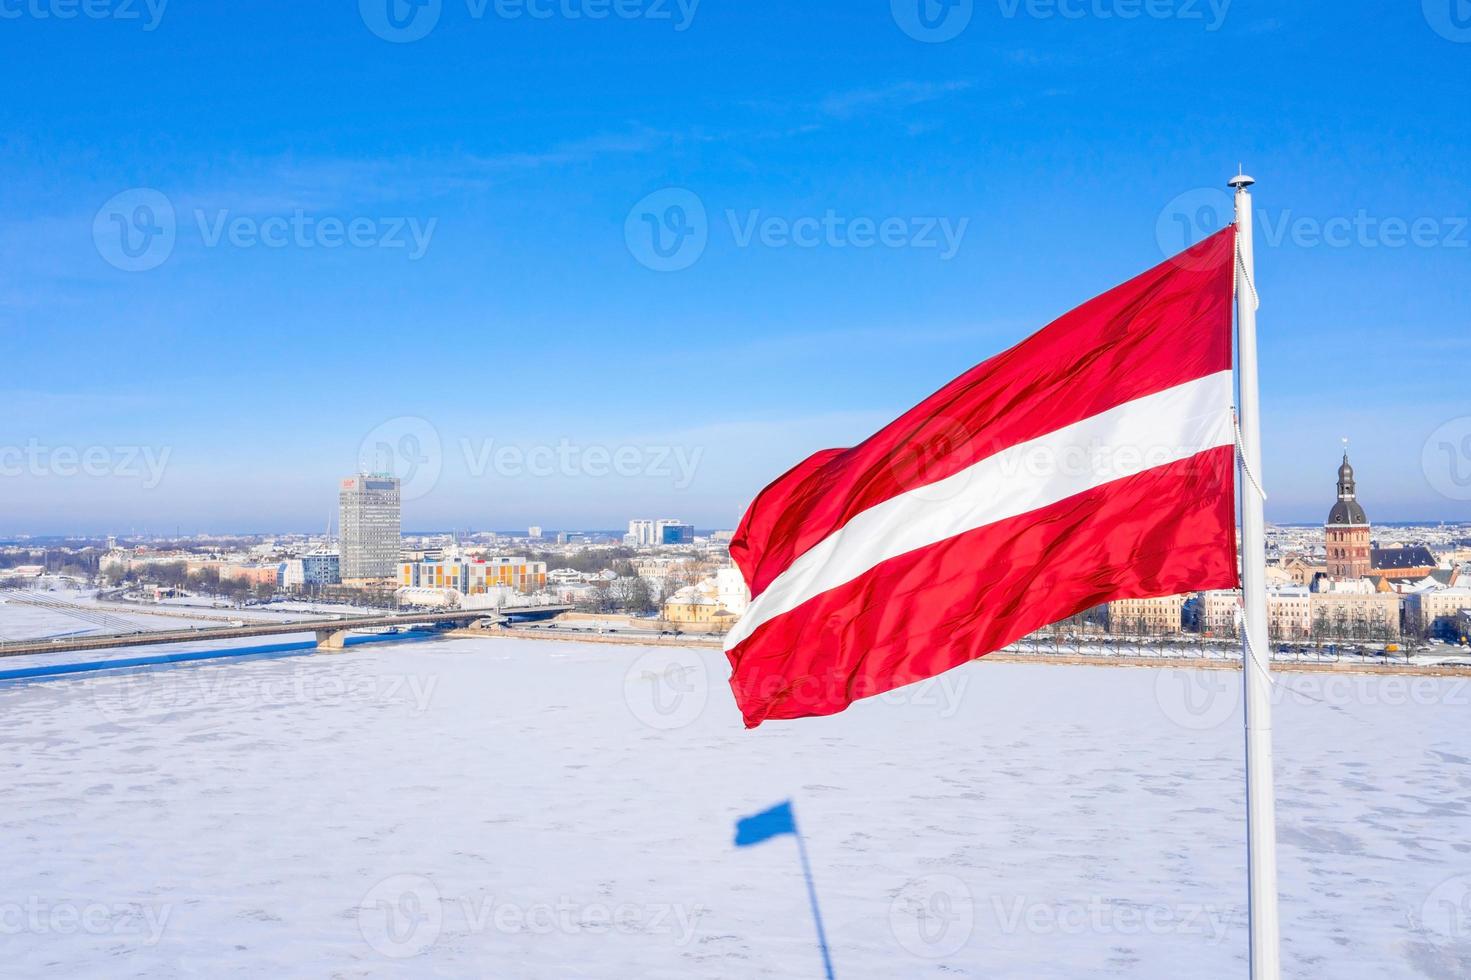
<box><xmin>573</xmin><ymin>576</ymin><xmax>657</xmax><ymax>615</ymax></box>
<box><xmin>1</xmin><ymin>548</ymin><xmax>103</xmax><ymax>579</ymax></box>
<box><xmin>104</xmin><ymin>561</ymin><xmax>275</xmax><ymax>604</ymax></box>
<box><xmin>523</xmin><ymin>547</ymin><xmax>637</xmax><ymax>573</ymax></box>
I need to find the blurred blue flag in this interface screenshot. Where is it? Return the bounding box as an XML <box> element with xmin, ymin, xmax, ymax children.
<box><xmin>734</xmin><ymin>800</ymin><xmax>797</xmax><ymax>847</ymax></box>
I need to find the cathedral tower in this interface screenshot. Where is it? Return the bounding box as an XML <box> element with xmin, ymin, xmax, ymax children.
<box><xmin>1324</xmin><ymin>448</ymin><xmax>1371</xmax><ymax>580</ymax></box>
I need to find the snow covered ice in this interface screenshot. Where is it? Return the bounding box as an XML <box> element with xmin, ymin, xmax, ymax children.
<box><xmin>3</xmin><ymin>633</ymin><xmax>1470</xmax><ymax>978</ymax></box>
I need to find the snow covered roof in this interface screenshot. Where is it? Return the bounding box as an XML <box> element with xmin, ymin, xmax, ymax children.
<box><xmin>1371</xmin><ymin>546</ymin><xmax>1437</xmax><ymax>571</ymax></box>
<box><xmin>666</xmin><ymin>586</ymin><xmax>717</xmax><ymax>606</ymax></box>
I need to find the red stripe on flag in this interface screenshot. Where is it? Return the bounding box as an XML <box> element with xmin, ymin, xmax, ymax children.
<box><xmin>727</xmin><ymin>446</ymin><xmax>1237</xmax><ymax>728</ymax></box>
<box><xmin>730</xmin><ymin>226</ymin><xmax>1236</xmax><ymax>600</ymax></box>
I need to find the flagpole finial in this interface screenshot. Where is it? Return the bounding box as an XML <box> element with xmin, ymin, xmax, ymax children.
<box><xmin>1228</xmin><ymin>169</ymin><xmax>1256</xmax><ymax>190</ymax></box>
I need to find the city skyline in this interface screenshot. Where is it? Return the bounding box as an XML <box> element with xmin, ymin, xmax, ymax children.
<box><xmin>4</xmin><ymin>4</ymin><xmax>1470</xmax><ymax>531</ymax></box>
<box><xmin>2</xmin><ymin>426</ymin><xmax>1468</xmax><ymax>536</ymax></box>
<box><xmin>5</xmin><ymin>6</ymin><xmax>1468</xmax><ymax>978</ymax></box>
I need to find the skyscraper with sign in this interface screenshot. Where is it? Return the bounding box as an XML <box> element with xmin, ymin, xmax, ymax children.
<box><xmin>339</xmin><ymin>474</ymin><xmax>401</xmax><ymax>581</ymax></box>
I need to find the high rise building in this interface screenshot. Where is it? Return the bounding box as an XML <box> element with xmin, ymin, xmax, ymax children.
<box><xmin>528</xmin><ymin>526</ymin><xmax>543</xmax><ymax>540</ymax></box>
<box><xmin>302</xmin><ymin>550</ymin><xmax>341</xmax><ymax>586</ymax></box>
<box><xmin>339</xmin><ymin>474</ymin><xmax>401</xmax><ymax>581</ymax></box>
<box><xmin>1324</xmin><ymin>450</ymin><xmax>1371</xmax><ymax>580</ymax></box>
<box><xmin>656</xmin><ymin>520</ymin><xmax>695</xmax><ymax>546</ymax></box>
<box><xmin>628</xmin><ymin>519</ymin><xmax>655</xmax><ymax>548</ymax></box>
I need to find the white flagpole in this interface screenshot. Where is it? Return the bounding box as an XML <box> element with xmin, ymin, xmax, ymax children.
<box><xmin>1230</xmin><ymin>170</ymin><xmax>1281</xmax><ymax>979</ymax></box>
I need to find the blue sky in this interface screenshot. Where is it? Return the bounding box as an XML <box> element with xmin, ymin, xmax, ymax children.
<box><xmin>2</xmin><ymin>0</ymin><xmax>1468</xmax><ymax>534</ymax></box>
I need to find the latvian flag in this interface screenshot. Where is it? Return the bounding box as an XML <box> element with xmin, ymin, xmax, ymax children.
<box><xmin>725</xmin><ymin>226</ymin><xmax>1241</xmax><ymax>728</ymax></box>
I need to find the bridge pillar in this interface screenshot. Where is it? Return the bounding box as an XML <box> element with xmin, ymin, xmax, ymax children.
<box><xmin>315</xmin><ymin>629</ymin><xmax>351</xmax><ymax>651</ymax></box>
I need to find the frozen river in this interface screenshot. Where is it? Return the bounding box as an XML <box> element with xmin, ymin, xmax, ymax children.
<box><xmin>2</xmin><ymin>634</ymin><xmax>1469</xmax><ymax>978</ymax></box>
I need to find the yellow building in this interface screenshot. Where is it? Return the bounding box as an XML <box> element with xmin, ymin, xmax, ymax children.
<box><xmin>1310</xmin><ymin>590</ymin><xmax>1401</xmax><ymax>640</ymax></box>
<box><xmin>400</xmin><ymin>557</ymin><xmax>547</xmax><ymax>595</ymax></box>
<box><xmin>1266</xmin><ymin>586</ymin><xmax>1313</xmax><ymax>640</ymax></box>
<box><xmin>1405</xmin><ymin>587</ymin><xmax>1471</xmax><ymax>639</ymax></box>
<box><xmin>1198</xmin><ymin>589</ymin><xmax>1242</xmax><ymax>637</ymax></box>
<box><xmin>1106</xmin><ymin>594</ymin><xmax>1186</xmax><ymax>635</ymax></box>
<box><xmin>661</xmin><ymin>584</ymin><xmax>740</xmax><ymax>633</ymax></box>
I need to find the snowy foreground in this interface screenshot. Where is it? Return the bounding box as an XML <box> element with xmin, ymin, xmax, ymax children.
<box><xmin>3</xmin><ymin>636</ymin><xmax>1470</xmax><ymax>979</ymax></box>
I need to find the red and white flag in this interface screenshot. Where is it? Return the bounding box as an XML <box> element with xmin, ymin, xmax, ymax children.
<box><xmin>725</xmin><ymin>226</ymin><xmax>1241</xmax><ymax>727</ymax></box>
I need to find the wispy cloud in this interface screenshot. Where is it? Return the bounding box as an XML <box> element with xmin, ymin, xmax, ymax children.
<box><xmin>176</xmin><ymin>125</ymin><xmax>673</xmax><ymax>212</ymax></box>
<box><xmin>0</xmin><ymin>123</ymin><xmax>675</xmax><ymax>284</ymax></box>
<box><xmin>819</xmin><ymin>80</ymin><xmax>974</xmax><ymax>119</ymax></box>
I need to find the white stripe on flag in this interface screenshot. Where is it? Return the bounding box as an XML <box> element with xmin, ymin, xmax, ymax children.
<box><xmin>725</xmin><ymin>370</ymin><xmax>1235</xmax><ymax>651</ymax></box>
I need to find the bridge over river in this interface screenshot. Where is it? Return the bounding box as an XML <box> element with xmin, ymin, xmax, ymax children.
<box><xmin>0</xmin><ymin>605</ymin><xmax>572</xmax><ymax>659</ymax></box>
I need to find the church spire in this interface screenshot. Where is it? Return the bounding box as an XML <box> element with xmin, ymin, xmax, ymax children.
<box><xmin>1325</xmin><ymin>440</ymin><xmax>1371</xmax><ymax>579</ymax></box>
<box><xmin>1337</xmin><ymin>446</ymin><xmax>1356</xmax><ymax>501</ymax></box>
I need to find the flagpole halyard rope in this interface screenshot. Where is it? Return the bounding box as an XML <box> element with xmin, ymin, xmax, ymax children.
<box><xmin>1233</xmin><ymin>408</ymin><xmax>1268</xmax><ymax>502</ymax></box>
<box><xmin>1236</xmin><ymin>231</ymin><xmax>1260</xmax><ymax>311</ymax></box>
<box><xmin>1240</xmin><ymin>616</ymin><xmax>1277</xmax><ymax>690</ymax></box>
<box><xmin>1232</xmin><ymin>407</ymin><xmax>1273</xmax><ymax>687</ymax></box>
